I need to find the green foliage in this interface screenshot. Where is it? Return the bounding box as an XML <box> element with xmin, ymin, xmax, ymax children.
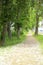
<box><xmin>0</xmin><ymin>0</ymin><xmax>43</xmax><ymax>46</ymax></box>
<box><xmin>1</xmin><ymin>0</ymin><xmax>13</xmax><ymax>22</ymax></box>
<box><xmin>4</xmin><ymin>33</ymin><xmax>26</xmax><ymax>47</ymax></box>
<box><xmin>15</xmin><ymin>0</ymin><xmax>29</xmax><ymax>26</ymax></box>
<box><xmin>29</xmin><ymin>8</ymin><xmax>36</xmax><ymax>29</ymax></box>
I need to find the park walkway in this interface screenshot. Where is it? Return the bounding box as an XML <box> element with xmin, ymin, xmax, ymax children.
<box><xmin>0</xmin><ymin>31</ymin><xmax>43</xmax><ymax>65</ymax></box>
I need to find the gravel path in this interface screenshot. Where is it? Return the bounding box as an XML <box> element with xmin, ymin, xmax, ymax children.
<box><xmin>0</xmin><ymin>32</ymin><xmax>43</xmax><ymax>65</ymax></box>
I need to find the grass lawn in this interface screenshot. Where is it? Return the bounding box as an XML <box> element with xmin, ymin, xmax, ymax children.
<box><xmin>35</xmin><ymin>35</ymin><xmax>43</xmax><ymax>49</ymax></box>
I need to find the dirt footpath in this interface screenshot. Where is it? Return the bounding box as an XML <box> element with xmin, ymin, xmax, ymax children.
<box><xmin>0</xmin><ymin>32</ymin><xmax>43</xmax><ymax>65</ymax></box>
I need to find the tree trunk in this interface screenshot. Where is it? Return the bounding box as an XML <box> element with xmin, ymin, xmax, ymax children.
<box><xmin>17</xmin><ymin>29</ymin><xmax>20</xmax><ymax>38</ymax></box>
<box><xmin>35</xmin><ymin>13</ymin><xmax>39</xmax><ymax>35</ymax></box>
<box><xmin>7</xmin><ymin>22</ymin><xmax>12</xmax><ymax>39</ymax></box>
<box><xmin>17</xmin><ymin>26</ymin><xmax>20</xmax><ymax>38</ymax></box>
<box><xmin>1</xmin><ymin>23</ymin><xmax>7</xmax><ymax>46</ymax></box>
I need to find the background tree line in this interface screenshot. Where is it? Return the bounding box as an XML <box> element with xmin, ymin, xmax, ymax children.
<box><xmin>0</xmin><ymin>0</ymin><xmax>43</xmax><ymax>46</ymax></box>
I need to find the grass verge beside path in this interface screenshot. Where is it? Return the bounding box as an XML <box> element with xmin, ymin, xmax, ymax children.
<box><xmin>4</xmin><ymin>34</ymin><xmax>26</xmax><ymax>47</ymax></box>
<box><xmin>3</xmin><ymin>30</ymin><xmax>28</xmax><ymax>47</ymax></box>
<box><xmin>35</xmin><ymin>35</ymin><xmax>43</xmax><ymax>49</ymax></box>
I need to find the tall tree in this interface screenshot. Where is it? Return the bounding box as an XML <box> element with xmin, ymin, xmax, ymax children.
<box><xmin>7</xmin><ymin>0</ymin><xmax>13</xmax><ymax>39</ymax></box>
<box><xmin>1</xmin><ymin>0</ymin><xmax>8</xmax><ymax>45</ymax></box>
<box><xmin>1</xmin><ymin>0</ymin><xmax>13</xmax><ymax>45</ymax></box>
<box><xmin>14</xmin><ymin>0</ymin><xmax>30</xmax><ymax>38</ymax></box>
<box><xmin>35</xmin><ymin>0</ymin><xmax>41</xmax><ymax>35</ymax></box>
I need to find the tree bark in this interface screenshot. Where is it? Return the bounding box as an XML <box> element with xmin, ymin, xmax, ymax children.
<box><xmin>35</xmin><ymin>13</ymin><xmax>39</xmax><ymax>35</ymax></box>
<box><xmin>17</xmin><ymin>27</ymin><xmax>20</xmax><ymax>38</ymax></box>
<box><xmin>7</xmin><ymin>22</ymin><xmax>12</xmax><ymax>39</ymax></box>
<box><xmin>1</xmin><ymin>23</ymin><xmax>7</xmax><ymax>46</ymax></box>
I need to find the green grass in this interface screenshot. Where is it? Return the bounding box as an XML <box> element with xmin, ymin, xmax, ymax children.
<box><xmin>0</xmin><ymin>30</ymin><xmax>28</xmax><ymax>49</ymax></box>
<box><xmin>4</xmin><ymin>34</ymin><xmax>26</xmax><ymax>47</ymax></box>
<box><xmin>35</xmin><ymin>35</ymin><xmax>43</xmax><ymax>49</ymax></box>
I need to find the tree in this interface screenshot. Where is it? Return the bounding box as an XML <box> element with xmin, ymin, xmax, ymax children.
<box><xmin>35</xmin><ymin>0</ymin><xmax>42</xmax><ymax>35</ymax></box>
<box><xmin>14</xmin><ymin>0</ymin><xmax>30</xmax><ymax>38</ymax></box>
<box><xmin>0</xmin><ymin>0</ymin><xmax>13</xmax><ymax>45</ymax></box>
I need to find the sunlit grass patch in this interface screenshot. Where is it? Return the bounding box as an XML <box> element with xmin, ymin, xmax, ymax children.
<box><xmin>35</xmin><ymin>35</ymin><xmax>43</xmax><ymax>49</ymax></box>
